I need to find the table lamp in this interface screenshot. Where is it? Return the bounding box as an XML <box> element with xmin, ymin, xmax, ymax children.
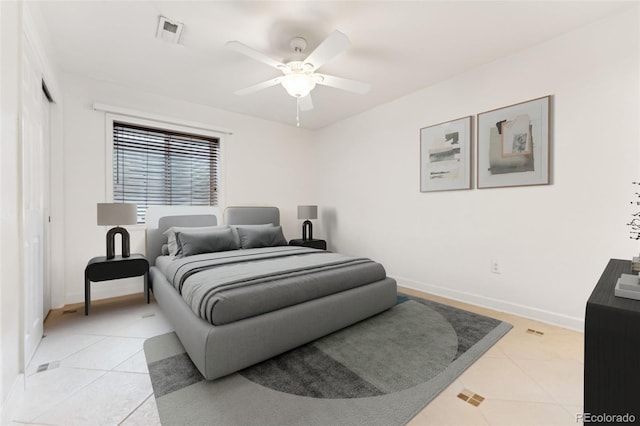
<box><xmin>297</xmin><ymin>205</ymin><xmax>317</xmax><ymax>241</ymax></box>
<box><xmin>97</xmin><ymin>203</ymin><xmax>137</xmax><ymax>259</ymax></box>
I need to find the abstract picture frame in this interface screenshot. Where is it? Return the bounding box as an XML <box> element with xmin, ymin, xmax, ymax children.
<box><xmin>420</xmin><ymin>116</ymin><xmax>472</xmax><ymax>192</ymax></box>
<box><xmin>477</xmin><ymin>96</ymin><xmax>551</xmax><ymax>189</ymax></box>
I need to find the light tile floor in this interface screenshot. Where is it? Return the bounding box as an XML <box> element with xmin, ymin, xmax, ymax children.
<box><xmin>402</xmin><ymin>287</ymin><xmax>584</xmax><ymax>426</ymax></box>
<box><xmin>10</xmin><ymin>287</ymin><xmax>584</xmax><ymax>426</ymax></box>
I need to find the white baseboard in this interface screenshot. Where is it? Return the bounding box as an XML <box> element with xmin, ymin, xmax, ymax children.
<box><xmin>66</xmin><ymin>277</ymin><xmax>145</xmax><ymax>305</ymax></box>
<box><xmin>1</xmin><ymin>373</ymin><xmax>25</xmax><ymax>425</ymax></box>
<box><xmin>392</xmin><ymin>275</ymin><xmax>585</xmax><ymax>332</ymax></box>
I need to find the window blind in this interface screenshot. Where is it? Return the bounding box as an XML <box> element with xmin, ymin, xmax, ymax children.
<box><xmin>113</xmin><ymin>122</ymin><xmax>219</xmax><ymax>222</ymax></box>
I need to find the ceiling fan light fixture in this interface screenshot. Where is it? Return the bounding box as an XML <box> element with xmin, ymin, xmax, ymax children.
<box><xmin>227</xmin><ymin>30</ymin><xmax>371</xmax><ymax>127</ymax></box>
<box><xmin>281</xmin><ymin>74</ymin><xmax>316</xmax><ymax>98</ymax></box>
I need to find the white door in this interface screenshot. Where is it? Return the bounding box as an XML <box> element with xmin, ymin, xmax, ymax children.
<box><xmin>22</xmin><ymin>33</ymin><xmax>47</xmax><ymax>364</ymax></box>
<box><xmin>42</xmin><ymin>89</ymin><xmax>52</xmax><ymax>319</ymax></box>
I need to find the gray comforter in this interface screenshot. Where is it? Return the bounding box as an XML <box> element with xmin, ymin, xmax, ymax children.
<box><xmin>161</xmin><ymin>246</ymin><xmax>387</xmax><ymax>325</ymax></box>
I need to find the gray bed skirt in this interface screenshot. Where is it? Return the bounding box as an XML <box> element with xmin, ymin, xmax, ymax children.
<box><xmin>150</xmin><ymin>266</ymin><xmax>397</xmax><ymax>380</ymax></box>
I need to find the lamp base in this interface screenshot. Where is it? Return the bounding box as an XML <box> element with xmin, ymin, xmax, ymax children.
<box><xmin>302</xmin><ymin>220</ymin><xmax>313</xmax><ymax>241</ymax></box>
<box><xmin>106</xmin><ymin>226</ymin><xmax>130</xmax><ymax>259</ymax></box>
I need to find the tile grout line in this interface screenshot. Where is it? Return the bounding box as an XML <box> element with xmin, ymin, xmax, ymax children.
<box><xmin>510</xmin><ymin>358</ymin><xmax>583</xmax><ymax>414</ymax></box>
<box><xmin>27</xmin><ymin>369</ymin><xmax>110</xmax><ymax>425</ymax></box>
<box><xmin>458</xmin><ymin>343</ymin><xmax>570</xmax><ymax>408</ymax></box>
<box><xmin>41</xmin><ymin>335</ymin><xmax>146</xmax><ymax>373</ymax></box>
<box><xmin>117</xmin><ymin>392</ymin><xmax>155</xmax><ymax>426</ymax></box>
<box><xmin>491</xmin><ymin>330</ymin><xmax>576</xmax><ymax>419</ymax></box>
<box><xmin>26</xmin><ymin>334</ymin><xmax>109</xmax><ymax>377</ymax></box>
<box><xmin>23</xmin><ymin>335</ymin><xmax>149</xmax><ymax>423</ymax></box>
<box><xmin>111</xmin><ymin>348</ymin><xmax>147</xmax><ymax>373</ymax></box>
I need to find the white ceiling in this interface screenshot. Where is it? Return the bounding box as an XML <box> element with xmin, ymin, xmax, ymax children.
<box><xmin>36</xmin><ymin>1</ymin><xmax>633</xmax><ymax>129</ymax></box>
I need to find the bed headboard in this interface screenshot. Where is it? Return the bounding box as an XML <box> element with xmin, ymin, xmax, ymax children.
<box><xmin>223</xmin><ymin>206</ymin><xmax>280</xmax><ymax>226</ymax></box>
<box><xmin>146</xmin><ymin>214</ymin><xmax>217</xmax><ymax>265</ymax></box>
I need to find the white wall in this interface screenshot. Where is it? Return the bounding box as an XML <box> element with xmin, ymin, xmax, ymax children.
<box><xmin>311</xmin><ymin>8</ymin><xmax>640</xmax><ymax>330</ymax></box>
<box><xmin>61</xmin><ymin>74</ymin><xmax>313</xmax><ymax>304</ymax></box>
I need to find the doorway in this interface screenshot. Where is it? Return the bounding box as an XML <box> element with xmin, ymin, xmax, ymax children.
<box><xmin>22</xmin><ymin>32</ymin><xmax>53</xmax><ymax>365</ymax></box>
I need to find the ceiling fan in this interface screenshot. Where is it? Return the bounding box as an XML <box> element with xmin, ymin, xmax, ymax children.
<box><xmin>226</xmin><ymin>30</ymin><xmax>371</xmax><ymax>126</ymax></box>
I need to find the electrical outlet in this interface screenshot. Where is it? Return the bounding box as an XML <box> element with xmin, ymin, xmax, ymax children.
<box><xmin>491</xmin><ymin>259</ymin><xmax>501</xmax><ymax>274</ymax></box>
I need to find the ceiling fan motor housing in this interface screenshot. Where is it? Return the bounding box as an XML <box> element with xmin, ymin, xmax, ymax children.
<box><xmin>290</xmin><ymin>37</ymin><xmax>307</xmax><ymax>53</ymax></box>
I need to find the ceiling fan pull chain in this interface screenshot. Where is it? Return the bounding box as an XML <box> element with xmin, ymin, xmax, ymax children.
<box><xmin>296</xmin><ymin>97</ymin><xmax>301</xmax><ymax>127</ymax></box>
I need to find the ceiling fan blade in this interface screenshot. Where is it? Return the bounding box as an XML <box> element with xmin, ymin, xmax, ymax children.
<box><xmin>234</xmin><ymin>77</ymin><xmax>282</xmax><ymax>96</ymax></box>
<box><xmin>303</xmin><ymin>30</ymin><xmax>351</xmax><ymax>71</ymax></box>
<box><xmin>299</xmin><ymin>94</ymin><xmax>313</xmax><ymax>111</ymax></box>
<box><xmin>226</xmin><ymin>41</ymin><xmax>286</xmax><ymax>70</ymax></box>
<box><xmin>315</xmin><ymin>74</ymin><xmax>371</xmax><ymax>95</ymax></box>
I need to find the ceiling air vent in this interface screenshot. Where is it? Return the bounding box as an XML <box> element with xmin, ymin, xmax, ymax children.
<box><xmin>156</xmin><ymin>16</ymin><xmax>183</xmax><ymax>44</ymax></box>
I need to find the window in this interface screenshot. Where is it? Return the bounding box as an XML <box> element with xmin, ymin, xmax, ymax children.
<box><xmin>112</xmin><ymin>121</ymin><xmax>220</xmax><ymax>222</ymax></box>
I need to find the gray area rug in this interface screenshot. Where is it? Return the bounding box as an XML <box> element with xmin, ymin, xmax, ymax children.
<box><xmin>144</xmin><ymin>295</ymin><xmax>512</xmax><ymax>426</ymax></box>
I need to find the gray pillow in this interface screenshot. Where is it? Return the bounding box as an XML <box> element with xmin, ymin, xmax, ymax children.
<box><xmin>230</xmin><ymin>223</ymin><xmax>273</xmax><ymax>246</ymax></box>
<box><xmin>161</xmin><ymin>244</ymin><xmax>169</xmax><ymax>256</ymax></box>
<box><xmin>175</xmin><ymin>227</ymin><xmax>239</xmax><ymax>257</ymax></box>
<box><xmin>163</xmin><ymin>225</ymin><xmax>228</xmax><ymax>255</ymax></box>
<box><xmin>236</xmin><ymin>226</ymin><xmax>288</xmax><ymax>249</ymax></box>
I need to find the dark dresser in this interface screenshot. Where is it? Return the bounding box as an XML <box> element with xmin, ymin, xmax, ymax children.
<box><xmin>584</xmin><ymin>258</ymin><xmax>640</xmax><ymax>422</ymax></box>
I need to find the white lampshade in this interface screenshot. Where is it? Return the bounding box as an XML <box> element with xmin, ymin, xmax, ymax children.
<box><xmin>97</xmin><ymin>203</ymin><xmax>138</xmax><ymax>226</ymax></box>
<box><xmin>281</xmin><ymin>74</ymin><xmax>316</xmax><ymax>98</ymax></box>
<box><xmin>297</xmin><ymin>205</ymin><xmax>318</xmax><ymax>220</ymax></box>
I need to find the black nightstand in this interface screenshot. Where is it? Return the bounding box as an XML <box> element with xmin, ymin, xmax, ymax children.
<box><xmin>289</xmin><ymin>239</ymin><xmax>327</xmax><ymax>250</ymax></box>
<box><xmin>84</xmin><ymin>254</ymin><xmax>149</xmax><ymax>315</ymax></box>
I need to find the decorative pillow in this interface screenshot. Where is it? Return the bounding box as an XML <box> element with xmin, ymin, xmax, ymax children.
<box><xmin>230</xmin><ymin>223</ymin><xmax>273</xmax><ymax>246</ymax></box>
<box><xmin>235</xmin><ymin>225</ymin><xmax>288</xmax><ymax>249</ymax></box>
<box><xmin>161</xmin><ymin>244</ymin><xmax>169</xmax><ymax>256</ymax></box>
<box><xmin>175</xmin><ymin>227</ymin><xmax>239</xmax><ymax>257</ymax></box>
<box><xmin>163</xmin><ymin>225</ymin><xmax>228</xmax><ymax>256</ymax></box>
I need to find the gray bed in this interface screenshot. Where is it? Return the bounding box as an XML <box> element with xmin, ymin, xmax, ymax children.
<box><xmin>147</xmin><ymin>206</ymin><xmax>397</xmax><ymax>380</ymax></box>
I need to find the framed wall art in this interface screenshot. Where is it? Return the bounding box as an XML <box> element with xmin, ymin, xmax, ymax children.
<box><xmin>420</xmin><ymin>115</ymin><xmax>472</xmax><ymax>192</ymax></box>
<box><xmin>477</xmin><ymin>96</ymin><xmax>550</xmax><ymax>189</ymax></box>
